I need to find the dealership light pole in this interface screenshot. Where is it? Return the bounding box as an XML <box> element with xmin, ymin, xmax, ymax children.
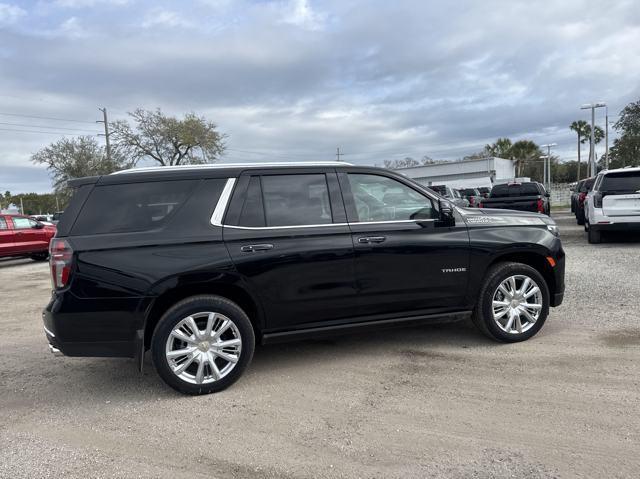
<box><xmin>581</xmin><ymin>102</ymin><xmax>606</xmax><ymax>176</ymax></box>
<box><xmin>540</xmin><ymin>143</ymin><xmax>556</xmax><ymax>190</ymax></box>
<box><xmin>605</xmin><ymin>105</ymin><xmax>609</xmax><ymax>169</ymax></box>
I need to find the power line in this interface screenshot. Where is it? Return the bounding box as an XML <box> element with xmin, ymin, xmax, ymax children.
<box><xmin>0</xmin><ymin>111</ymin><xmax>97</xmax><ymax>124</ymax></box>
<box><xmin>0</xmin><ymin>121</ymin><xmax>101</xmax><ymax>134</ymax></box>
<box><xmin>0</xmin><ymin>127</ymin><xmax>95</xmax><ymax>136</ymax></box>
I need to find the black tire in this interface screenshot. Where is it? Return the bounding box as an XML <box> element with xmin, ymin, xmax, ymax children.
<box><xmin>30</xmin><ymin>252</ymin><xmax>49</xmax><ymax>261</ymax></box>
<box><xmin>151</xmin><ymin>295</ymin><xmax>255</xmax><ymax>395</ymax></box>
<box><xmin>472</xmin><ymin>262</ymin><xmax>550</xmax><ymax>343</ymax></box>
<box><xmin>576</xmin><ymin>208</ymin><xmax>585</xmax><ymax>225</ymax></box>
<box><xmin>588</xmin><ymin>227</ymin><xmax>601</xmax><ymax>244</ymax></box>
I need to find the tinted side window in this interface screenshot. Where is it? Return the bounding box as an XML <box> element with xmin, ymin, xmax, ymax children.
<box><xmin>0</xmin><ymin>217</ymin><xmax>7</xmax><ymax>230</ymax></box>
<box><xmin>72</xmin><ymin>180</ymin><xmax>197</xmax><ymax>235</ymax></box>
<box><xmin>238</xmin><ymin>176</ymin><xmax>266</xmax><ymax>227</ymax></box>
<box><xmin>261</xmin><ymin>174</ymin><xmax>333</xmax><ymax>227</ymax></box>
<box><xmin>347</xmin><ymin>174</ymin><xmax>435</xmax><ymax>222</ymax></box>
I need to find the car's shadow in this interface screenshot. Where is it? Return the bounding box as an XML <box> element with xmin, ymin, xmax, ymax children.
<box><xmin>38</xmin><ymin>320</ymin><xmax>493</xmax><ymax>402</ymax></box>
<box><xmin>599</xmin><ymin>231</ymin><xmax>640</xmax><ymax>243</ymax></box>
<box><xmin>0</xmin><ymin>257</ymin><xmax>40</xmax><ymax>269</ymax></box>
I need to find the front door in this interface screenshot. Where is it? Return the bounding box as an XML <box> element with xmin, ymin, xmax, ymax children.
<box><xmin>0</xmin><ymin>216</ymin><xmax>16</xmax><ymax>256</ymax></box>
<box><xmin>339</xmin><ymin>171</ymin><xmax>470</xmax><ymax>317</ymax></box>
<box><xmin>223</xmin><ymin>170</ymin><xmax>358</xmax><ymax>332</ymax></box>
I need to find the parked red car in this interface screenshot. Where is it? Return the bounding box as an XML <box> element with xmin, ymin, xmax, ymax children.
<box><xmin>0</xmin><ymin>214</ymin><xmax>57</xmax><ymax>261</ymax></box>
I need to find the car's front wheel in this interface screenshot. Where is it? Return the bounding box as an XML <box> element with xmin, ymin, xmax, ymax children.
<box><xmin>472</xmin><ymin>262</ymin><xmax>550</xmax><ymax>342</ymax></box>
<box><xmin>151</xmin><ymin>295</ymin><xmax>255</xmax><ymax>395</ymax></box>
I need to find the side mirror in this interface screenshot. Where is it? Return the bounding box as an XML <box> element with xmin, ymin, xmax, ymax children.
<box><xmin>34</xmin><ymin>222</ymin><xmax>45</xmax><ymax>229</ymax></box>
<box><xmin>437</xmin><ymin>199</ymin><xmax>455</xmax><ymax>227</ymax></box>
<box><xmin>545</xmin><ymin>192</ymin><xmax>551</xmax><ymax>198</ymax></box>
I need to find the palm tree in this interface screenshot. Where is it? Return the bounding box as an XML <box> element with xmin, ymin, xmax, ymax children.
<box><xmin>570</xmin><ymin>120</ymin><xmax>589</xmax><ymax>180</ymax></box>
<box><xmin>510</xmin><ymin>140</ymin><xmax>541</xmax><ymax>177</ymax></box>
<box><xmin>484</xmin><ymin>137</ymin><xmax>513</xmax><ymax>158</ymax></box>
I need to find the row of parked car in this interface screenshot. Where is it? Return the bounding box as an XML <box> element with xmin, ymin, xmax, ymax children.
<box><xmin>570</xmin><ymin>166</ymin><xmax>640</xmax><ymax>243</ymax></box>
<box><xmin>430</xmin><ymin>181</ymin><xmax>551</xmax><ymax>215</ymax></box>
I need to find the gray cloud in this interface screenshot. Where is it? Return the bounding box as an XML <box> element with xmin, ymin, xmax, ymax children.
<box><xmin>1</xmin><ymin>0</ymin><xmax>639</xmax><ymax>192</ymax></box>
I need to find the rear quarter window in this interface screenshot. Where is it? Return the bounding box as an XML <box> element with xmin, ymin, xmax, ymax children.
<box><xmin>601</xmin><ymin>171</ymin><xmax>640</xmax><ymax>193</ymax></box>
<box><xmin>71</xmin><ymin>180</ymin><xmax>198</xmax><ymax>235</ymax></box>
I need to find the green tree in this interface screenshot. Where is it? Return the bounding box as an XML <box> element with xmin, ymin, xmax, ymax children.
<box><xmin>110</xmin><ymin>108</ymin><xmax>226</xmax><ymax>166</ymax></box>
<box><xmin>510</xmin><ymin>140</ymin><xmax>542</xmax><ymax>177</ymax></box>
<box><xmin>31</xmin><ymin>136</ymin><xmax>129</xmax><ymax>195</ymax></box>
<box><xmin>4</xmin><ymin>192</ymin><xmax>61</xmax><ymax>215</ymax></box>
<box><xmin>609</xmin><ymin>99</ymin><xmax>640</xmax><ymax>168</ymax></box>
<box><xmin>483</xmin><ymin>137</ymin><xmax>513</xmax><ymax>158</ymax></box>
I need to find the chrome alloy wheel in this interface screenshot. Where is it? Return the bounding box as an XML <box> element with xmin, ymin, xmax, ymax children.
<box><xmin>165</xmin><ymin>312</ymin><xmax>242</xmax><ymax>385</ymax></box>
<box><xmin>491</xmin><ymin>275</ymin><xmax>543</xmax><ymax>334</ymax></box>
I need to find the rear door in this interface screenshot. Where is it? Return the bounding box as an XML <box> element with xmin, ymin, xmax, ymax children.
<box><xmin>10</xmin><ymin>216</ymin><xmax>48</xmax><ymax>253</ymax></box>
<box><xmin>0</xmin><ymin>216</ymin><xmax>16</xmax><ymax>256</ymax></box>
<box><xmin>339</xmin><ymin>171</ymin><xmax>470</xmax><ymax>317</ymax></box>
<box><xmin>601</xmin><ymin>171</ymin><xmax>640</xmax><ymax>217</ymax></box>
<box><xmin>223</xmin><ymin>169</ymin><xmax>358</xmax><ymax>332</ymax></box>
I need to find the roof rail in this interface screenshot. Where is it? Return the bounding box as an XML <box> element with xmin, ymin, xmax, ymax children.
<box><xmin>112</xmin><ymin>161</ymin><xmax>353</xmax><ymax>175</ymax></box>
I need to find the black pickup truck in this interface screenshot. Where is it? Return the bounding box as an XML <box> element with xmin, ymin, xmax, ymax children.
<box><xmin>479</xmin><ymin>182</ymin><xmax>551</xmax><ymax>215</ymax></box>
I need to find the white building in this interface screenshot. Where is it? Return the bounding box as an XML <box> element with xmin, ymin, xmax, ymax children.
<box><xmin>395</xmin><ymin>157</ymin><xmax>516</xmax><ymax>189</ymax></box>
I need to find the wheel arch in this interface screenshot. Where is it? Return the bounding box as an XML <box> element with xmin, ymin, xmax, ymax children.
<box><xmin>142</xmin><ymin>280</ymin><xmax>264</xmax><ymax>352</ymax></box>
<box><xmin>486</xmin><ymin>251</ymin><xmax>556</xmax><ymax>300</ymax></box>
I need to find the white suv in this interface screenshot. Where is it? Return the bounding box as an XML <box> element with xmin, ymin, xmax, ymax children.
<box><xmin>584</xmin><ymin>166</ymin><xmax>640</xmax><ymax>243</ymax></box>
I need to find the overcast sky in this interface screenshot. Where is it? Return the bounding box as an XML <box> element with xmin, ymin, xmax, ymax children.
<box><xmin>1</xmin><ymin>0</ymin><xmax>639</xmax><ymax>193</ymax></box>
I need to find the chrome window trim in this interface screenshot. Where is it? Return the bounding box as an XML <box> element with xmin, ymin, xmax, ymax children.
<box><xmin>210</xmin><ymin>178</ymin><xmax>237</xmax><ymax>227</ymax></box>
<box><xmin>210</xmin><ymin>176</ymin><xmax>438</xmax><ymax>230</ymax></box>
<box><xmin>222</xmin><ymin>219</ymin><xmax>435</xmax><ymax>230</ymax></box>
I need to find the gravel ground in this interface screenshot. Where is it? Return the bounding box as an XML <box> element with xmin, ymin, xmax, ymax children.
<box><xmin>1</xmin><ymin>213</ymin><xmax>639</xmax><ymax>479</ymax></box>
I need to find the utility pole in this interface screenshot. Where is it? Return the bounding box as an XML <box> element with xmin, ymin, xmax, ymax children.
<box><xmin>20</xmin><ymin>197</ymin><xmax>24</xmax><ymax>215</ymax></box>
<box><xmin>336</xmin><ymin>147</ymin><xmax>343</xmax><ymax>162</ymax></box>
<box><xmin>97</xmin><ymin>107</ymin><xmax>112</xmax><ymax>162</ymax></box>
<box><xmin>541</xmin><ymin>143</ymin><xmax>556</xmax><ymax>191</ymax></box>
<box><xmin>581</xmin><ymin>102</ymin><xmax>606</xmax><ymax>176</ymax></box>
<box><xmin>605</xmin><ymin>105</ymin><xmax>609</xmax><ymax>170</ymax></box>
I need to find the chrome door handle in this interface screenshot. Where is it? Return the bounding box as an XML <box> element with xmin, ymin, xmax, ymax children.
<box><xmin>357</xmin><ymin>236</ymin><xmax>386</xmax><ymax>244</ymax></box>
<box><xmin>240</xmin><ymin>244</ymin><xmax>274</xmax><ymax>252</ymax></box>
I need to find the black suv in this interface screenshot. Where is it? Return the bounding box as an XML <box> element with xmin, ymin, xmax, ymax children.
<box><xmin>44</xmin><ymin>162</ymin><xmax>565</xmax><ymax>394</ymax></box>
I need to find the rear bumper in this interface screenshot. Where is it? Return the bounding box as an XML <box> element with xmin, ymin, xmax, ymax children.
<box><xmin>42</xmin><ymin>292</ymin><xmax>145</xmax><ymax>358</ymax></box>
<box><xmin>590</xmin><ymin>222</ymin><xmax>640</xmax><ymax>232</ymax></box>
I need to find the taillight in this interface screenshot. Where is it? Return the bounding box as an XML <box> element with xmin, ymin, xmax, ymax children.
<box><xmin>50</xmin><ymin>238</ymin><xmax>73</xmax><ymax>289</ymax></box>
<box><xmin>537</xmin><ymin>198</ymin><xmax>544</xmax><ymax>213</ymax></box>
<box><xmin>593</xmin><ymin>192</ymin><xmax>603</xmax><ymax>208</ymax></box>
<box><xmin>578</xmin><ymin>192</ymin><xmax>586</xmax><ymax>205</ymax></box>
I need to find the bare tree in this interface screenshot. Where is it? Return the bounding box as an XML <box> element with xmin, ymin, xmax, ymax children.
<box><xmin>110</xmin><ymin>108</ymin><xmax>226</xmax><ymax>166</ymax></box>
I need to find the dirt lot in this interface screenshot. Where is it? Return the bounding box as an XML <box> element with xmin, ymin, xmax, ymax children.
<box><xmin>1</xmin><ymin>213</ymin><xmax>639</xmax><ymax>479</ymax></box>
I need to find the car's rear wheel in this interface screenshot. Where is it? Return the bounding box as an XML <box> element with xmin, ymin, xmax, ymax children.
<box><xmin>472</xmin><ymin>262</ymin><xmax>550</xmax><ymax>343</ymax></box>
<box><xmin>151</xmin><ymin>295</ymin><xmax>255</xmax><ymax>395</ymax></box>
